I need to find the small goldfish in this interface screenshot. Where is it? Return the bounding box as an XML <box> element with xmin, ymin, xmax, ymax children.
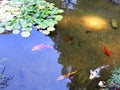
<box><xmin>57</xmin><ymin>69</ymin><xmax>81</xmax><ymax>80</ymax></box>
<box><xmin>32</xmin><ymin>44</ymin><xmax>53</xmax><ymax>51</ymax></box>
<box><xmin>103</xmin><ymin>46</ymin><xmax>111</xmax><ymax>57</ymax></box>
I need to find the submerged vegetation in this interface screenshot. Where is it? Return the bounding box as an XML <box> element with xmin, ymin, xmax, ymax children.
<box><xmin>98</xmin><ymin>67</ymin><xmax>120</xmax><ymax>90</ymax></box>
<box><xmin>107</xmin><ymin>67</ymin><xmax>120</xmax><ymax>89</ymax></box>
<box><xmin>0</xmin><ymin>0</ymin><xmax>64</xmax><ymax>37</ymax></box>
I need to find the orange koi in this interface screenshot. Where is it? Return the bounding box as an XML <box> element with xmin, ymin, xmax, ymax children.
<box><xmin>32</xmin><ymin>44</ymin><xmax>53</xmax><ymax>51</ymax></box>
<box><xmin>57</xmin><ymin>69</ymin><xmax>81</xmax><ymax>80</ymax></box>
<box><xmin>103</xmin><ymin>46</ymin><xmax>111</xmax><ymax>57</ymax></box>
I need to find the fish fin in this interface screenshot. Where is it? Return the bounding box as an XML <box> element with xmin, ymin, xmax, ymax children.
<box><xmin>90</xmin><ymin>70</ymin><xmax>93</xmax><ymax>73</ymax></box>
<box><xmin>96</xmin><ymin>75</ymin><xmax>101</xmax><ymax>78</ymax></box>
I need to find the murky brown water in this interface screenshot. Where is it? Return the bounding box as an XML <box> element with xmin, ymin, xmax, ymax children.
<box><xmin>48</xmin><ymin>0</ymin><xmax>120</xmax><ymax>90</ymax></box>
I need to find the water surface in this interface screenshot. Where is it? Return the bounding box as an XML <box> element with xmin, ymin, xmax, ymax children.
<box><xmin>0</xmin><ymin>0</ymin><xmax>120</xmax><ymax>90</ymax></box>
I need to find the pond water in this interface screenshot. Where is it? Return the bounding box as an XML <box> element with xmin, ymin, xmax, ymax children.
<box><xmin>48</xmin><ymin>0</ymin><xmax>120</xmax><ymax>90</ymax></box>
<box><xmin>0</xmin><ymin>0</ymin><xmax>120</xmax><ymax>90</ymax></box>
<box><xmin>0</xmin><ymin>29</ymin><xmax>67</xmax><ymax>90</ymax></box>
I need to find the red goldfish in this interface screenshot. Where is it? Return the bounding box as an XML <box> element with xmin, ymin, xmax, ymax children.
<box><xmin>57</xmin><ymin>69</ymin><xmax>81</xmax><ymax>80</ymax></box>
<box><xmin>103</xmin><ymin>46</ymin><xmax>111</xmax><ymax>57</ymax></box>
<box><xmin>32</xmin><ymin>44</ymin><xmax>53</xmax><ymax>51</ymax></box>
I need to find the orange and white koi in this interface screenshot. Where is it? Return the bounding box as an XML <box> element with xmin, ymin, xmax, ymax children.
<box><xmin>57</xmin><ymin>69</ymin><xmax>81</xmax><ymax>80</ymax></box>
<box><xmin>89</xmin><ymin>65</ymin><xmax>109</xmax><ymax>80</ymax></box>
<box><xmin>32</xmin><ymin>44</ymin><xmax>53</xmax><ymax>51</ymax></box>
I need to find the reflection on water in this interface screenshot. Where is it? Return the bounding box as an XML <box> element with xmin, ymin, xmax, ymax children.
<box><xmin>0</xmin><ymin>29</ymin><xmax>70</xmax><ymax>90</ymax></box>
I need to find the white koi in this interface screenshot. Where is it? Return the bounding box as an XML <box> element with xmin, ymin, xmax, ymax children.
<box><xmin>89</xmin><ymin>65</ymin><xmax>109</xmax><ymax>80</ymax></box>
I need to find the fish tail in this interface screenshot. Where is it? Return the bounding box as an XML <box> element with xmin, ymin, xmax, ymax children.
<box><xmin>101</xmin><ymin>65</ymin><xmax>109</xmax><ymax>69</ymax></box>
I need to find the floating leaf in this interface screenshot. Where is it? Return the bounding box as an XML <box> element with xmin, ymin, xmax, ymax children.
<box><xmin>21</xmin><ymin>31</ymin><xmax>31</xmax><ymax>37</ymax></box>
<box><xmin>54</xmin><ymin>15</ymin><xmax>63</xmax><ymax>21</ymax></box>
<box><xmin>42</xmin><ymin>30</ymin><xmax>50</xmax><ymax>35</ymax></box>
<box><xmin>47</xmin><ymin>26</ymin><xmax>55</xmax><ymax>31</ymax></box>
<box><xmin>0</xmin><ymin>0</ymin><xmax>64</xmax><ymax>36</ymax></box>
<box><xmin>12</xmin><ymin>30</ymin><xmax>20</xmax><ymax>34</ymax></box>
<box><xmin>57</xmin><ymin>9</ymin><xmax>64</xmax><ymax>13</ymax></box>
<box><xmin>40</xmin><ymin>22</ymin><xmax>48</xmax><ymax>29</ymax></box>
<box><xmin>48</xmin><ymin>3</ymin><xmax>55</xmax><ymax>9</ymax></box>
<box><xmin>47</xmin><ymin>19</ymin><xmax>57</xmax><ymax>27</ymax></box>
<box><xmin>0</xmin><ymin>27</ymin><xmax>5</xmax><ymax>33</ymax></box>
<box><xmin>35</xmin><ymin>25</ymin><xmax>41</xmax><ymax>29</ymax></box>
<box><xmin>5</xmin><ymin>26</ymin><xmax>13</xmax><ymax>31</ymax></box>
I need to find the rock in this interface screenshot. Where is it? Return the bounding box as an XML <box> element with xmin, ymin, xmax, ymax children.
<box><xmin>111</xmin><ymin>19</ymin><xmax>118</xmax><ymax>29</ymax></box>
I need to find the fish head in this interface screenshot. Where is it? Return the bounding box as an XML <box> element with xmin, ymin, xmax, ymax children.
<box><xmin>32</xmin><ymin>46</ymin><xmax>39</xmax><ymax>51</ymax></box>
<box><xmin>89</xmin><ymin>70</ymin><xmax>99</xmax><ymax>80</ymax></box>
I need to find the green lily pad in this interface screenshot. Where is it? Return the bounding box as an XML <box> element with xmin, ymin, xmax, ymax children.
<box><xmin>57</xmin><ymin>9</ymin><xmax>64</xmax><ymax>13</ymax></box>
<box><xmin>48</xmin><ymin>3</ymin><xmax>55</xmax><ymax>10</ymax></box>
<box><xmin>5</xmin><ymin>26</ymin><xmax>13</xmax><ymax>31</ymax></box>
<box><xmin>47</xmin><ymin>26</ymin><xmax>55</xmax><ymax>31</ymax></box>
<box><xmin>54</xmin><ymin>15</ymin><xmax>63</xmax><ymax>21</ymax></box>
<box><xmin>0</xmin><ymin>0</ymin><xmax>64</xmax><ymax>36</ymax></box>
<box><xmin>12</xmin><ymin>30</ymin><xmax>20</xmax><ymax>34</ymax></box>
<box><xmin>42</xmin><ymin>30</ymin><xmax>50</xmax><ymax>35</ymax></box>
<box><xmin>47</xmin><ymin>19</ymin><xmax>57</xmax><ymax>27</ymax></box>
<box><xmin>21</xmin><ymin>31</ymin><xmax>31</xmax><ymax>37</ymax></box>
<box><xmin>0</xmin><ymin>27</ymin><xmax>5</xmax><ymax>33</ymax></box>
<box><xmin>40</xmin><ymin>22</ymin><xmax>48</xmax><ymax>29</ymax></box>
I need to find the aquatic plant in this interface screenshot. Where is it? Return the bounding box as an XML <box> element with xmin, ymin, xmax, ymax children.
<box><xmin>100</xmin><ymin>67</ymin><xmax>120</xmax><ymax>90</ymax></box>
<box><xmin>0</xmin><ymin>0</ymin><xmax>64</xmax><ymax>37</ymax></box>
<box><xmin>107</xmin><ymin>67</ymin><xmax>120</xmax><ymax>85</ymax></box>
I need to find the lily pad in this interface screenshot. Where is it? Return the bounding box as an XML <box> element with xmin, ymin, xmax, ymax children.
<box><xmin>48</xmin><ymin>3</ymin><xmax>55</xmax><ymax>9</ymax></box>
<box><xmin>47</xmin><ymin>19</ymin><xmax>57</xmax><ymax>27</ymax></box>
<box><xmin>0</xmin><ymin>0</ymin><xmax>64</xmax><ymax>36</ymax></box>
<box><xmin>12</xmin><ymin>30</ymin><xmax>20</xmax><ymax>34</ymax></box>
<box><xmin>54</xmin><ymin>15</ymin><xmax>63</xmax><ymax>21</ymax></box>
<box><xmin>42</xmin><ymin>30</ymin><xmax>50</xmax><ymax>35</ymax></box>
<box><xmin>5</xmin><ymin>26</ymin><xmax>13</xmax><ymax>31</ymax></box>
<box><xmin>0</xmin><ymin>27</ymin><xmax>5</xmax><ymax>33</ymax></box>
<box><xmin>40</xmin><ymin>22</ymin><xmax>48</xmax><ymax>29</ymax></box>
<box><xmin>21</xmin><ymin>31</ymin><xmax>31</xmax><ymax>37</ymax></box>
<box><xmin>57</xmin><ymin>9</ymin><xmax>64</xmax><ymax>13</ymax></box>
<box><xmin>47</xmin><ymin>26</ymin><xmax>55</xmax><ymax>31</ymax></box>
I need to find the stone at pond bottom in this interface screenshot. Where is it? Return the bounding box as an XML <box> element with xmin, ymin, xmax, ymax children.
<box><xmin>112</xmin><ymin>0</ymin><xmax>120</xmax><ymax>4</ymax></box>
<box><xmin>21</xmin><ymin>31</ymin><xmax>31</xmax><ymax>37</ymax></box>
<box><xmin>111</xmin><ymin>19</ymin><xmax>118</xmax><ymax>29</ymax></box>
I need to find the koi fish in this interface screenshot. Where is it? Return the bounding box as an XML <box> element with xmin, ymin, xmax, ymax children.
<box><xmin>89</xmin><ymin>65</ymin><xmax>109</xmax><ymax>80</ymax></box>
<box><xmin>103</xmin><ymin>46</ymin><xmax>111</xmax><ymax>57</ymax></box>
<box><xmin>32</xmin><ymin>44</ymin><xmax>53</xmax><ymax>51</ymax></box>
<box><xmin>57</xmin><ymin>69</ymin><xmax>81</xmax><ymax>80</ymax></box>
